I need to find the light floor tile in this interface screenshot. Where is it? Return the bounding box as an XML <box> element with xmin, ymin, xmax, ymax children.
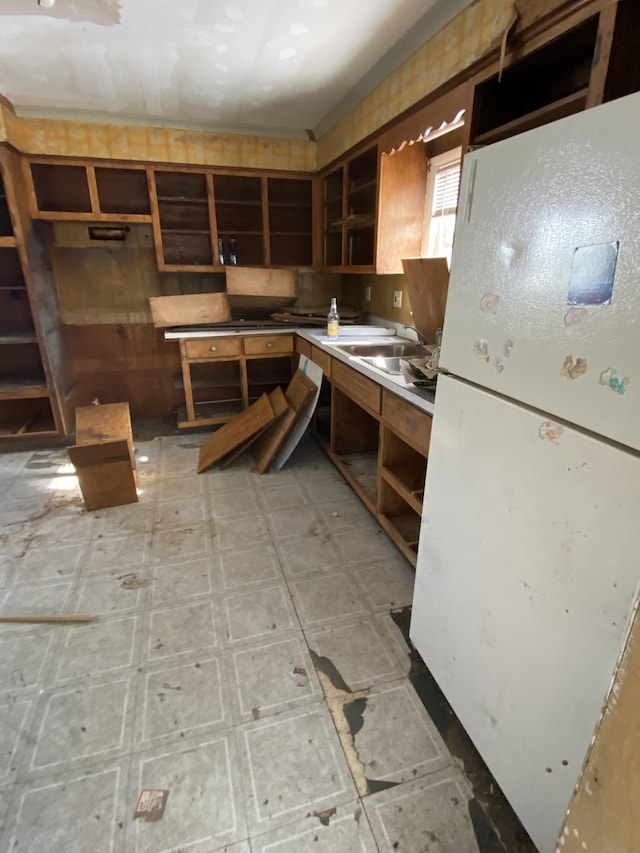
<box><xmin>250</xmin><ymin>801</ymin><xmax>378</xmax><ymax>853</ymax></box>
<box><xmin>151</xmin><ymin>558</ymin><xmax>214</xmax><ymax>606</ymax></box>
<box><xmin>1</xmin><ymin>582</ymin><xmax>72</xmax><ymax>617</ymax></box>
<box><xmin>146</xmin><ymin>601</ymin><xmax>217</xmax><ymax>662</ymax></box>
<box><xmin>332</xmin><ymin>527</ymin><xmax>402</xmax><ymax>565</ymax></box>
<box><xmin>222</xmin><ymin>584</ymin><xmax>298</xmax><ymax>644</ymax></box>
<box><xmin>9</xmin><ymin>542</ymin><xmax>84</xmax><ymax>584</ymax></box>
<box><xmin>0</xmin><ymin>633</ymin><xmax>53</xmax><ymax>694</ymax></box>
<box><xmin>139</xmin><ymin>656</ymin><xmax>228</xmax><ymax>745</ymax></box>
<box><xmin>148</xmin><ymin>524</ymin><xmax>211</xmax><ymax>564</ymax></box>
<box><xmin>154</xmin><ymin>497</ymin><xmax>206</xmax><ymax>530</ymax></box>
<box><xmin>0</xmin><ymin>699</ymin><xmax>33</xmax><ymax>784</ymax></box>
<box><xmin>155</xmin><ymin>475</ymin><xmax>204</xmax><ymax>502</ymax></box>
<box><xmin>308</xmin><ymin>616</ymin><xmax>408</xmax><ymax>692</ymax></box>
<box><xmin>299</xmin><ymin>472</ymin><xmax>355</xmax><ymax>504</ymax></box>
<box><xmin>219</xmin><ymin>544</ymin><xmax>281</xmax><ymax>590</ymax></box>
<box><xmin>290</xmin><ymin>572</ymin><xmax>369</xmax><ymax>627</ymax></box>
<box><xmin>29</xmin><ymin>677</ymin><xmax>134</xmax><ymax>775</ymax></box>
<box><xmin>231</xmin><ymin>635</ymin><xmax>320</xmax><ymax>722</ymax></box>
<box><xmin>74</xmin><ymin>574</ymin><xmax>148</xmax><ymax>616</ymax></box>
<box><xmin>267</xmin><ymin>506</ymin><xmax>326</xmax><ymax>541</ymax></box>
<box><xmin>239</xmin><ymin>704</ymin><xmax>357</xmax><ymax>834</ymax></box>
<box><xmin>213</xmin><ymin>514</ymin><xmax>271</xmax><ymax>551</ymax></box>
<box><xmin>354</xmin><ymin>558</ymin><xmax>416</xmax><ymax>611</ymax></box>
<box><xmin>353</xmin><ymin>680</ymin><xmax>451</xmax><ymax>786</ymax></box>
<box><xmin>54</xmin><ymin>616</ymin><xmax>139</xmax><ymax>683</ymax></box>
<box><xmin>256</xmin><ymin>482</ymin><xmax>310</xmax><ymax>512</ymax></box>
<box><xmin>3</xmin><ymin>762</ymin><xmax>126</xmax><ymax>853</ymax></box>
<box><xmin>318</xmin><ymin>497</ymin><xmax>377</xmax><ymax>531</ymax></box>
<box><xmin>275</xmin><ymin>534</ymin><xmax>340</xmax><ymax>579</ymax></box>
<box><xmin>363</xmin><ymin>767</ymin><xmax>478</xmax><ymax>853</ymax></box>
<box><xmin>95</xmin><ymin>504</ymin><xmax>155</xmax><ymax>536</ymax></box>
<box><xmin>86</xmin><ymin>533</ymin><xmax>148</xmax><ymax>575</ymax></box>
<box><xmin>210</xmin><ymin>489</ymin><xmax>261</xmax><ymax>519</ymax></box>
<box><xmin>131</xmin><ymin>734</ymin><xmax>247</xmax><ymax>853</ymax></box>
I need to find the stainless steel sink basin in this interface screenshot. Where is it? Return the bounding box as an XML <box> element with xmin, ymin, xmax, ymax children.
<box><xmin>336</xmin><ymin>342</ymin><xmax>427</xmax><ymax>359</ymax></box>
<box><xmin>360</xmin><ymin>355</ymin><xmax>409</xmax><ymax>375</ymax></box>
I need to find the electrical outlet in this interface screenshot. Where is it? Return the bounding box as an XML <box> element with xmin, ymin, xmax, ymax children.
<box><xmin>393</xmin><ymin>290</ymin><xmax>402</xmax><ymax>309</ymax></box>
<box><xmin>365</xmin><ymin>285</ymin><xmax>371</xmax><ymax>302</ymax></box>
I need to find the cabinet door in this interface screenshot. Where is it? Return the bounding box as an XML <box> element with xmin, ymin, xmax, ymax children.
<box><xmin>152</xmin><ymin>170</ymin><xmax>215</xmax><ymax>270</ymax></box>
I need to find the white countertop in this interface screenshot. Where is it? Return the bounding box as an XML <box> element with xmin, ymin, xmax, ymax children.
<box><xmin>298</xmin><ymin>329</ymin><xmax>435</xmax><ymax>415</ymax></box>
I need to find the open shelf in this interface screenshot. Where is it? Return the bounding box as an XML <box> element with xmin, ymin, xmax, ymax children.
<box><xmin>0</xmin><ymin>375</ymin><xmax>49</xmax><ymax>399</ymax></box>
<box><xmin>0</xmin><ymin>397</ymin><xmax>56</xmax><ymax>437</ymax></box>
<box><xmin>380</xmin><ymin>427</ymin><xmax>427</xmax><ymax>515</ymax></box>
<box><xmin>95</xmin><ymin>167</ymin><xmax>151</xmax><ymax>215</ymax></box>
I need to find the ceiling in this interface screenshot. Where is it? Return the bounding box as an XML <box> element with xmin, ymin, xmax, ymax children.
<box><xmin>0</xmin><ymin>0</ymin><xmax>472</xmax><ymax>138</ymax></box>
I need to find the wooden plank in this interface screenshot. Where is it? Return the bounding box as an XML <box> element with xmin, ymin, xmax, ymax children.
<box><xmin>148</xmin><ymin>293</ymin><xmax>231</xmax><ymax>328</ymax></box>
<box><xmin>0</xmin><ymin>615</ymin><xmax>93</xmax><ymax>623</ymax></box>
<box><xmin>198</xmin><ymin>392</ymin><xmax>275</xmax><ymax>473</ymax></box>
<box><xmin>221</xmin><ymin>386</ymin><xmax>290</xmax><ymax>470</ymax></box>
<box><xmin>68</xmin><ymin>438</ymin><xmax>138</xmax><ymax>511</ymax></box>
<box><xmin>252</xmin><ymin>370</ymin><xmax>316</xmax><ymax>474</ymax></box>
<box><xmin>402</xmin><ymin>257</ymin><xmax>449</xmax><ymax>344</ymax></box>
<box><xmin>225</xmin><ymin>266</ymin><xmax>297</xmax><ymax>298</ymax></box>
<box><xmin>559</xmin><ymin>603</ymin><xmax>640</xmax><ymax>852</ymax></box>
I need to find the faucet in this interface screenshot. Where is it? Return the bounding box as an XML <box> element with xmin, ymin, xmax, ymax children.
<box><xmin>402</xmin><ymin>324</ymin><xmax>434</xmax><ymax>346</ymax></box>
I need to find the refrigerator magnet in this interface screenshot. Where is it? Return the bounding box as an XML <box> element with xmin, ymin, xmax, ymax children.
<box><xmin>567</xmin><ymin>241</ymin><xmax>619</xmax><ymax>306</ymax></box>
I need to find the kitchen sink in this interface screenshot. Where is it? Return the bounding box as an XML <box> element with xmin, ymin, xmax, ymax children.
<box><xmin>335</xmin><ymin>342</ymin><xmax>427</xmax><ymax>359</ymax></box>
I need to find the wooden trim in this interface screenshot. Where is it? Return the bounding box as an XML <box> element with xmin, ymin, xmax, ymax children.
<box><xmin>261</xmin><ymin>176</ymin><xmax>271</xmax><ymax>267</ymax></box>
<box><xmin>85</xmin><ymin>165</ymin><xmax>100</xmax><ymax>215</ymax></box>
<box><xmin>206</xmin><ymin>173</ymin><xmax>219</xmax><ymax>265</ymax></box>
<box><xmin>146</xmin><ymin>165</ymin><xmax>165</xmax><ymax>270</ymax></box>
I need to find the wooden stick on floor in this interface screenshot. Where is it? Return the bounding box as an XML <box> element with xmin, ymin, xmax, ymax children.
<box><xmin>0</xmin><ymin>615</ymin><xmax>93</xmax><ymax>624</ymax></box>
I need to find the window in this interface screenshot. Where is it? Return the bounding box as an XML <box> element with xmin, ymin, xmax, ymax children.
<box><xmin>422</xmin><ymin>147</ymin><xmax>462</xmax><ymax>267</ymax></box>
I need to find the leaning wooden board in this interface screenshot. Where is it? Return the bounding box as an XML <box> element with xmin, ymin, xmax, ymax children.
<box><xmin>149</xmin><ymin>293</ymin><xmax>231</xmax><ymax>328</ymax></box>
<box><xmin>252</xmin><ymin>370</ymin><xmax>316</xmax><ymax>473</ymax></box>
<box><xmin>220</xmin><ymin>387</ymin><xmax>289</xmax><ymax>470</ymax></box>
<box><xmin>402</xmin><ymin>257</ymin><xmax>449</xmax><ymax>343</ymax></box>
<box><xmin>198</xmin><ymin>393</ymin><xmax>275</xmax><ymax>473</ymax></box>
<box><xmin>225</xmin><ymin>266</ymin><xmax>297</xmax><ymax>297</ymax></box>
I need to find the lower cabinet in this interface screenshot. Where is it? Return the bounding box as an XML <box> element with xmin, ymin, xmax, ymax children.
<box><xmin>178</xmin><ymin>334</ymin><xmax>294</xmax><ymax>429</ymax></box>
<box><xmin>315</xmin><ymin>354</ymin><xmax>432</xmax><ymax>567</ymax></box>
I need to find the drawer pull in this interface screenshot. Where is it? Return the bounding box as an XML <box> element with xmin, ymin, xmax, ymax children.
<box><xmin>266</xmin><ymin>342</ymin><xmax>273</xmax><ymax>348</ymax></box>
<box><xmin>210</xmin><ymin>346</ymin><xmax>217</xmax><ymax>352</ymax></box>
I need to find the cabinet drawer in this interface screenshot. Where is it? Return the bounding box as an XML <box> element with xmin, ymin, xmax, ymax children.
<box><xmin>244</xmin><ymin>334</ymin><xmax>294</xmax><ymax>355</ymax></box>
<box><xmin>311</xmin><ymin>345</ymin><xmax>332</xmax><ymax>378</ymax></box>
<box><xmin>332</xmin><ymin>360</ymin><xmax>381</xmax><ymax>414</ymax></box>
<box><xmin>296</xmin><ymin>337</ymin><xmax>312</xmax><ymax>358</ymax></box>
<box><xmin>382</xmin><ymin>390</ymin><xmax>432</xmax><ymax>456</ymax></box>
<box><xmin>184</xmin><ymin>337</ymin><xmax>242</xmax><ymax>359</ymax></box>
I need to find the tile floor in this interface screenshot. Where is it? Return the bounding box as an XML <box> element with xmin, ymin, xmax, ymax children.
<box><xmin>0</xmin><ymin>431</ymin><xmax>492</xmax><ymax>852</ymax></box>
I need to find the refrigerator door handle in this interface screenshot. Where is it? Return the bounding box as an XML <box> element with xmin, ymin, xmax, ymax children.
<box><xmin>463</xmin><ymin>158</ymin><xmax>478</xmax><ymax>223</ymax></box>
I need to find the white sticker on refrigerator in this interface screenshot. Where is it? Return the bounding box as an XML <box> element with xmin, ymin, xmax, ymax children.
<box><xmin>567</xmin><ymin>241</ymin><xmax>619</xmax><ymax>306</ymax></box>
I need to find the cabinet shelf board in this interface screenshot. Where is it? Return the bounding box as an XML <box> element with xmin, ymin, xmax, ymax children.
<box><xmin>348</xmin><ymin>178</ymin><xmax>377</xmax><ymax>196</ymax></box>
<box><xmin>0</xmin><ymin>333</ymin><xmax>38</xmax><ymax>345</ymax></box>
<box><xmin>268</xmin><ymin>202</ymin><xmax>312</xmax><ymax>210</ymax></box>
<box><xmin>216</xmin><ymin>199</ymin><xmax>262</xmax><ymax>207</ymax></box>
<box><xmin>0</xmin><ymin>236</ymin><xmax>16</xmax><ymax>248</ymax></box>
<box><xmin>270</xmin><ymin>231</ymin><xmax>312</xmax><ymax>237</ymax></box>
<box><xmin>380</xmin><ymin>466</ymin><xmax>423</xmax><ymax>516</ymax></box>
<box><xmin>473</xmin><ymin>88</ymin><xmax>589</xmax><ymax>145</ymax></box>
<box><xmin>156</xmin><ymin>196</ymin><xmax>208</xmax><ymax>204</ymax></box>
<box><xmin>0</xmin><ymin>377</ymin><xmax>49</xmax><ymax>399</ymax></box>
<box><xmin>161</xmin><ymin>228</ymin><xmax>211</xmax><ymax>235</ymax></box>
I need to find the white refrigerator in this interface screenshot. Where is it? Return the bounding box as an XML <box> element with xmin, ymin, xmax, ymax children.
<box><xmin>410</xmin><ymin>91</ymin><xmax>640</xmax><ymax>853</ymax></box>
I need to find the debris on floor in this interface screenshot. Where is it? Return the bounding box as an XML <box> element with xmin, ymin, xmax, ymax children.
<box><xmin>133</xmin><ymin>789</ymin><xmax>169</xmax><ymax>822</ymax></box>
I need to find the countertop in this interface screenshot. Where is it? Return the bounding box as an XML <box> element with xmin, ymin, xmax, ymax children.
<box><xmin>297</xmin><ymin>329</ymin><xmax>435</xmax><ymax>415</ymax></box>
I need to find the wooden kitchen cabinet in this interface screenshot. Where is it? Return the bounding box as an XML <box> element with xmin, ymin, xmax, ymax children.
<box><xmin>151</xmin><ymin>169</ymin><xmax>216</xmax><ymax>271</ymax></box>
<box><xmin>177</xmin><ymin>333</ymin><xmax>294</xmax><ymax>429</ymax></box>
<box><xmin>0</xmin><ymin>147</ymin><xmax>71</xmax><ymax>440</ymax></box>
<box><xmin>468</xmin><ymin>0</ymin><xmax>640</xmax><ymax>148</ymax></box>
<box><xmin>321</xmin><ymin>141</ymin><xmax>426</xmax><ymax>273</ymax></box>
<box><xmin>309</xmin><ymin>344</ymin><xmax>432</xmax><ymax>565</ymax></box>
<box><xmin>27</xmin><ymin>159</ymin><xmax>152</xmax><ymax>222</ymax></box>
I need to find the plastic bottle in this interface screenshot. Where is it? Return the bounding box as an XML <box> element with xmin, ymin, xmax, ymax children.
<box><xmin>327</xmin><ymin>297</ymin><xmax>339</xmax><ymax>339</ymax></box>
<box><xmin>218</xmin><ymin>238</ymin><xmax>225</xmax><ymax>265</ymax></box>
<box><xmin>228</xmin><ymin>238</ymin><xmax>238</xmax><ymax>265</ymax></box>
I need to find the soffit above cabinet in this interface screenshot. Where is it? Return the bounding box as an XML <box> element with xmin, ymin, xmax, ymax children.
<box><xmin>0</xmin><ymin>0</ymin><xmax>474</xmax><ymax>138</ymax></box>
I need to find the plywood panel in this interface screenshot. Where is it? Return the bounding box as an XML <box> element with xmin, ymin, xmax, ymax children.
<box><xmin>69</xmin><ymin>439</ymin><xmax>138</xmax><ymax>511</ymax></box>
<box><xmin>149</xmin><ymin>293</ymin><xmax>231</xmax><ymax>327</ymax></box>
<box><xmin>402</xmin><ymin>257</ymin><xmax>449</xmax><ymax>344</ymax></box>
<box><xmin>559</xmin><ymin>606</ymin><xmax>640</xmax><ymax>853</ymax></box>
<box><xmin>225</xmin><ymin>266</ymin><xmax>297</xmax><ymax>297</ymax></box>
